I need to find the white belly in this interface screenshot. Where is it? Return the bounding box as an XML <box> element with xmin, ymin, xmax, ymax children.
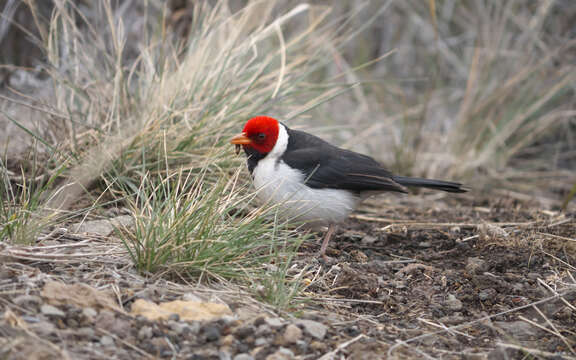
<box><xmin>252</xmin><ymin>157</ymin><xmax>359</xmax><ymax>226</ymax></box>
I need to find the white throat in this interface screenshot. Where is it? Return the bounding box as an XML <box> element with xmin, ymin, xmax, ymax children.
<box><xmin>268</xmin><ymin>123</ymin><xmax>289</xmax><ymax>159</ymax></box>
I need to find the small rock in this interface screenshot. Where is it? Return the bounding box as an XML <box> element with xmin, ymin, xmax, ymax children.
<box><xmin>95</xmin><ymin>311</ymin><xmax>131</xmax><ymax>336</ymax></box>
<box><xmin>527</xmin><ymin>272</ymin><xmax>540</xmax><ymax>280</ymax></box>
<box><xmin>41</xmin><ymin>304</ymin><xmax>65</xmax><ymax>317</ymax></box>
<box><xmin>82</xmin><ymin>307</ymin><xmax>98</xmax><ymax>319</ymax></box>
<box><xmin>466</xmin><ymin>257</ymin><xmax>488</xmax><ymax>274</ymax></box>
<box><xmin>219</xmin><ymin>350</ymin><xmax>232</xmax><ymax>360</ymax></box>
<box><xmin>341</xmin><ymin>231</ymin><xmax>363</xmax><ymax>240</ymax></box>
<box><xmin>150</xmin><ymin>337</ymin><xmax>171</xmax><ymax>354</ymax></box>
<box><xmin>344</xmin><ymin>325</ymin><xmax>360</xmax><ymax>336</ymax></box>
<box><xmin>265</xmin><ymin>317</ymin><xmax>284</xmax><ymax>328</ymax></box>
<box><xmin>186</xmin><ymin>321</ymin><xmax>201</xmax><ymax>335</ymax></box>
<box><xmin>169</xmin><ymin>321</ymin><xmax>189</xmax><ymax>335</ymax></box>
<box><xmin>266</xmin><ymin>347</ymin><xmax>294</xmax><ymax>360</ymax></box>
<box><xmin>282</xmin><ymin>324</ymin><xmax>302</xmax><ymax>344</ymax></box>
<box><xmin>76</xmin><ymin>327</ymin><xmax>95</xmax><ymax>338</ymax></box>
<box><xmin>66</xmin><ymin>318</ymin><xmax>79</xmax><ymax>328</ymax></box>
<box><xmin>138</xmin><ymin>326</ymin><xmax>153</xmax><ymax>340</ymax></box>
<box><xmin>220</xmin><ymin>315</ymin><xmax>237</xmax><ymax>325</ymax></box>
<box><xmin>494</xmin><ymin>321</ymin><xmax>542</xmax><ymax>340</ymax></box>
<box><xmin>479</xmin><ymin>288</ymin><xmax>497</xmax><ymax>301</ymax></box>
<box><xmin>30</xmin><ymin>321</ymin><xmax>56</xmax><ymax>336</ymax></box>
<box><xmin>203</xmin><ymin>325</ymin><xmax>221</xmax><ymax>342</ymax></box>
<box><xmin>254</xmin><ymin>337</ymin><xmax>268</xmax><ymax>346</ymax></box>
<box><xmin>182</xmin><ymin>293</ymin><xmax>203</xmax><ymax>302</ymax></box>
<box><xmin>256</xmin><ymin>324</ymin><xmax>271</xmax><ymax>336</ymax></box>
<box><xmin>100</xmin><ymin>335</ymin><xmax>115</xmax><ymax>346</ymax></box>
<box><xmin>310</xmin><ymin>340</ymin><xmax>328</xmax><ymax>352</ymax></box>
<box><xmin>444</xmin><ymin>294</ymin><xmax>463</xmax><ymax>312</ymax></box>
<box><xmin>13</xmin><ymin>295</ymin><xmax>42</xmax><ymax>309</ymax></box>
<box><xmin>220</xmin><ymin>334</ymin><xmax>236</xmax><ymax>347</ymax></box>
<box><xmin>360</xmin><ymin>235</ymin><xmax>377</xmax><ymax>245</ymax></box>
<box><xmin>95</xmin><ymin>311</ymin><xmax>116</xmax><ymax>328</ymax></box>
<box><xmin>234</xmin><ymin>326</ymin><xmax>254</xmax><ymax>339</ymax></box>
<box><xmin>350</xmin><ymin>250</ymin><xmax>369</xmax><ymax>263</ymax></box>
<box><xmin>71</xmin><ymin>215</ymin><xmax>133</xmax><ymax>236</ymax></box>
<box><xmin>233</xmin><ymin>354</ymin><xmax>255</xmax><ymax>360</ymax></box>
<box><xmin>295</xmin><ymin>319</ymin><xmax>327</xmax><ymax>340</ymax></box>
<box><xmin>391</xmin><ymin>280</ymin><xmax>407</xmax><ymax>289</ymax></box>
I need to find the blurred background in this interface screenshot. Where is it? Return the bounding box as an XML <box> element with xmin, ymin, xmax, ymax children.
<box><xmin>1</xmin><ymin>0</ymin><xmax>575</xmax><ymax>209</ymax></box>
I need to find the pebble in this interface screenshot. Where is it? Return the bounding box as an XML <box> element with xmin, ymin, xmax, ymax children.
<box><xmin>138</xmin><ymin>326</ymin><xmax>153</xmax><ymax>340</ymax></box>
<box><xmin>182</xmin><ymin>292</ymin><xmax>203</xmax><ymax>302</ymax></box>
<box><xmin>233</xmin><ymin>354</ymin><xmax>254</xmax><ymax>360</ymax></box>
<box><xmin>295</xmin><ymin>319</ymin><xmax>327</xmax><ymax>340</ymax></box>
<box><xmin>219</xmin><ymin>350</ymin><xmax>232</xmax><ymax>360</ymax></box>
<box><xmin>266</xmin><ymin>347</ymin><xmax>294</xmax><ymax>360</ymax></box>
<box><xmin>479</xmin><ymin>288</ymin><xmax>497</xmax><ymax>301</ymax></box>
<box><xmin>256</xmin><ymin>324</ymin><xmax>271</xmax><ymax>336</ymax></box>
<box><xmin>202</xmin><ymin>325</ymin><xmax>221</xmax><ymax>342</ymax></box>
<box><xmin>220</xmin><ymin>334</ymin><xmax>235</xmax><ymax>347</ymax></box>
<box><xmin>82</xmin><ymin>307</ymin><xmax>98</xmax><ymax>319</ymax></box>
<box><xmin>41</xmin><ymin>304</ymin><xmax>65</xmax><ymax>317</ymax></box>
<box><xmin>100</xmin><ymin>335</ymin><xmax>115</xmax><ymax>346</ymax></box>
<box><xmin>466</xmin><ymin>257</ymin><xmax>488</xmax><ymax>274</ymax></box>
<box><xmin>254</xmin><ymin>337</ymin><xmax>268</xmax><ymax>346</ymax></box>
<box><xmin>76</xmin><ymin>327</ymin><xmax>95</xmax><ymax>338</ymax></box>
<box><xmin>494</xmin><ymin>321</ymin><xmax>541</xmax><ymax>340</ymax></box>
<box><xmin>282</xmin><ymin>324</ymin><xmax>302</xmax><ymax>344</ymax></box>
<box><xmin>234</xmin><ymin>326</ymin><xmax>254</xmax><ymax>339</ymax></box>
<box><xmin>361</xmin><ymin>235</ymin><xmax>377</xmax><ymax>245</ymax></box>
<box><xmin>444</xmin><ymin>294</ymin><xmax>463</xmax><ymax>311</ymax></box>
<box><xmin>13</xmin><ymin>295</ymin><xmax>42</xmax><ymax>309</ymax></box>
<box><xmin>265</xmin><ymin>317</ymin><xmax>284</xmax><ymax>328</ymax></box>
<box><xmin>310</xmin><ymin>340</ymin><xmax>328</xmax><ymax>352</ymax></box>
<box><xmin>30</xmin><ymin>321</ymin><xmax>56</xmax><ymax>336</ymax></box>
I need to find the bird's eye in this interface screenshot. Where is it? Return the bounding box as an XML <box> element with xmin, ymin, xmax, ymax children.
<box><xmin>256</xmin><ymin>133</ymin><xmax>266</xmax><ymax>140</ymax></box>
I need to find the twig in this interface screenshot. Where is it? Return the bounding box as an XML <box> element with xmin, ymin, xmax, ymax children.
<box><xmin>318</xmin><ymin>334</ymin><xmax>366</xmax><ymax>360</ymax></box>
<box><xmin>96</xmin><ymin>328</ymin><xmax>155</xmax><ymax>359</ymax></box>
<box><xmin>294</xmin><ymin>296</ymin><xmax>384</xmax><ymax>305</ymax></box>
<box><xmin>537</xmin><ymin>232</ymin><xmax>576</xmax><ymax>243</ymax></box>
<box><xmin>417</xmin><ymin>318</ymin><xmax>474</xmax><ymax>339</ymax></box>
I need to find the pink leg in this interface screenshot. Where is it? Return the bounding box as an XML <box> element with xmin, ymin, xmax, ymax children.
<box><xmin>319</xmin><ymin>223</ymin><xmax>337</xmax><ymax>257</ymax></box>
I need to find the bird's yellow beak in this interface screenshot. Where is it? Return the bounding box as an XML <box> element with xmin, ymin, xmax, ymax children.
<box><xmin>230</xmin><ymin>132</ymin><xmax>252</xmax><ymax>145</ymax></box>
<box><xmin>230</xmin><ymin>132</ymin><xmax>251</xmax><ymax>154</ymax></box>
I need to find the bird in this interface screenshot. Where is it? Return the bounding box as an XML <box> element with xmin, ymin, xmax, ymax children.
<box><xmin>230</xmin><ymin>116</ymin><xmax>467</xmax><ymax>257</ymax></box>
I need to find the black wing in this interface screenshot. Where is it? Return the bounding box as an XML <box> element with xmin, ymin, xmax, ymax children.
<box><xmin>282</xmin><ymin>128</ymin><xmax>407</xmax><ymax>194</ymax></box>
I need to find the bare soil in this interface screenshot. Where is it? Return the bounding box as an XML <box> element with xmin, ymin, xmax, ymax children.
<box><xmin>0</xmin><ymin>195</ymin><xmax>575</xmax><ymax>359</ymax></box>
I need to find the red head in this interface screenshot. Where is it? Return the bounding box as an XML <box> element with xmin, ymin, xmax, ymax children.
<box><xmin>230</xmin><ymin>116</ymin><xmax>279</xmax><ymax>154</ymax></box>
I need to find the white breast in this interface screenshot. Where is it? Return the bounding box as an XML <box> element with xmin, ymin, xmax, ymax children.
<box><xmin>251</xmin><ymin>124</ymin><xmax>359</xmax><ymax>226</ymax></box>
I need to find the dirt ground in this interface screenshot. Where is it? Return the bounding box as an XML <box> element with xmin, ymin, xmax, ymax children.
<box><xmin>0</xmin><ymin>194</ymin><xmax>575</xmax><ymax>359</ymax></box>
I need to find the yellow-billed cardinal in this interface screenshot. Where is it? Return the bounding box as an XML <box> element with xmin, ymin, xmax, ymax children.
<box><xmin>231</xmin><ymin>116</ymin><xmax>466</xmax><ymax>256</ymax></box>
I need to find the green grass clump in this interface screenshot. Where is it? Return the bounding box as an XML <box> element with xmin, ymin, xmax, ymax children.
<box><xmin>119</xmin><ymin>168</ymin><xmax>299</xmax><ymax>278</ymax></box>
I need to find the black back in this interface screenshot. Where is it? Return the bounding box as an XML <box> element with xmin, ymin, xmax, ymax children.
<box><xmin>280</xmin><ymin>127</ymin><xmax>407</xmax><ymax>194</ymax></box>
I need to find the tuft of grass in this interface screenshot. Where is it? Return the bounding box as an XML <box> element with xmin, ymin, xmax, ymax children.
<box><xmin>0</xmin><ymin>148</ymin><xmax>63</xmax><ymax>244</ymax></box>
<box><xmin>116</xmin><ymin>164</ymin><xmax>307</xmax><ymax>307</ymax></box>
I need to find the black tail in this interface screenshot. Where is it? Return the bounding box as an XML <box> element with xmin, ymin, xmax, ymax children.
<box><xmin>393</xmin><ymin>176</ymin><xmax>467</xmax><ymax>193</ymax></box>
